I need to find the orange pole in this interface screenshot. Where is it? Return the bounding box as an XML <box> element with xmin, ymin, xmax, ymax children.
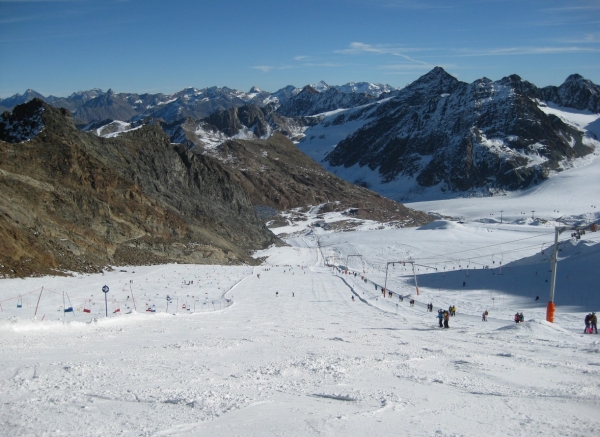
<box><xmin>546</xmin><ymin>302</ymin><xmax>555</xmax><ymax>323</ymax></box>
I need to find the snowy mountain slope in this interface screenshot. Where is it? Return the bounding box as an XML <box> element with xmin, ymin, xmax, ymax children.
<box><xmin>297</xmin><ymin>68</ymin><xmax>600</xmax><ymax>201</ymax></box>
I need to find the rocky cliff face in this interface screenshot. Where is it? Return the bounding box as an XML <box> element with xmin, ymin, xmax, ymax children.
<box><xmin>0</xmin><ymin>99</ymin><xmax>278</xmax><ymax>277</ymax></box>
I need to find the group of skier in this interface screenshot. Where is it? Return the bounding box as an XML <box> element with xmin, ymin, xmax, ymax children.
<box><xmin>584</xmin><ymin>312</ymin><xmax>598</xmax><ymax>334</ymax></box>
<box><xmin>514</xmin><ymin>312</ymin><xmax>525</xmax><ymax>323</ymax></box>
<box><xmin>437</xmin><ymin>309</ymin><xmax>451</xmax><ymax>328</ymax></box>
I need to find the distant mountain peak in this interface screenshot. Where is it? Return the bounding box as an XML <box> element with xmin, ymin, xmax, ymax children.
<box><xmin>416</xmin><ymin>66</ymin><xmax>457</xmax><ymax>83</ymax></box>
<box><xmin>564</xmin><ymin>73</ymin><xmax>584</xmax><ymax>83</ymax></box>
<box><xmin>301</xmin><ymin>85</ymin><xmax>320</xmax><ymax>95</ymax></box>
<box><xmin>310</xmin><ymin>80</ymin><xmax>329</xmax><ymax>92</ymax></box>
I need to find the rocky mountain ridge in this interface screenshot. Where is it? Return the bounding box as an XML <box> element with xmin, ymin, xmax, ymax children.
<box><xmin>297</xmin><ymin>68</ymin><xmax>599</xmax><ymax>199</ymax></box>
<box><xmin>4</xmin><ymin>69</ymin><xmax>599</xmax><ymax>202</ymax></box>
<box><xmin>0</xmin><ymin>99</ymin><xmax>431</xmax><ymax>277</ymax></box>
<box><xmin>0</xmin><ymin>99</ymin><xmax>279</xmax><ymax>277</ymax></box>
<box><xmin>0</xmin><ymin>81</ymin><xmax>396</xmax><ymax>125</ymax></box>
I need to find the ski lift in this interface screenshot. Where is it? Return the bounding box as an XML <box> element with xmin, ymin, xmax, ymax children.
<box><xmin>17</xmin><ymin>295</ymin><xmax>22</xmax><ymax>308</ymax></box>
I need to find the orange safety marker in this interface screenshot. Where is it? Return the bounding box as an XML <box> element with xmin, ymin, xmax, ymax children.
<box><xmin>546</xmin><ymin>302</ymin><xmax>555</xmax><ymax>323</ymax></box>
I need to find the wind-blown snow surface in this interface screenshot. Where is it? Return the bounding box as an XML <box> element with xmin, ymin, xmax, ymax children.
<box><xmin>2</xmin><ymin>157</ymin><xmax>600</xmax><ymax>436</ymax></box>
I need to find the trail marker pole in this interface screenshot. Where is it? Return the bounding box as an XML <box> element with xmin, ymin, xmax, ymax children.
<box><xmin>102</xmin><ymin>285</ymin><xmax>109</xmax><ymax>317</ymax></box>
<box><xmin>34</xmin><ymin>287</ymin><xmax>44</xmax><ymax>317</ymax></box>
<box><xmin>129</xmin><ymin>283</ymin><xmax>137</xmax><ymax>311</ymax></box>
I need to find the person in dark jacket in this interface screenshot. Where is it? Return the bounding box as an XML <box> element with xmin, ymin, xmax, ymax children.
<box><xmin>443</xmin><ymin>311</ymin><xmax>450</xmax><ymax>328</ymax></box>
<box><xmin>437</xmin><ymin>310</ymin><xmax>444</xmax><ymax>328</ymax></box>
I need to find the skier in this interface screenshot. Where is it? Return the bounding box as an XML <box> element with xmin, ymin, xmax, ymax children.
<box><xmin>276</xmin><ymin>291</ymin><xmax>279</xmax><ymax>297</ymax></box>
<box><xmin>584</xmin><ymin>313</ymin><xmax>592</xmax><ymax>333</ymax></box>
<box><xmin>482</xmin><ymin>310</ymin><xmax>488</xmax><ymax>321</ymax></box>
<box><xmin>443</xmin><ymin>310</ymin><xmax>450</xmax><ymax>328</ymax></box>
<box><xmin>514</xmin><ymin>312</ymin><xmax>520</xmax><ymax>323</ymax></box>
<box><xmin>591</xmin><ymin>312</ymin><xmax>598</xmax><ymax>334</ymax></box>
<box><xmin>437</xmin><ymin>309</ymin><xmax>444</xmax><ymax>328</ymax></box>
<box><xmin>519</xmin><ymin>312</ymin><xmax>524</xmax><ymax>322</ymax></box>
<box><xmin>351</xmin><ymin>295</ymin><xmax>355</xmax><ymax>302</ymax></box>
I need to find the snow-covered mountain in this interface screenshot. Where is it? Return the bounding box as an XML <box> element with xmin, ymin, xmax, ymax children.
<box><xmin>276</xmin><ymin>85</ymin><xmax>380</xmax><ymax>117</ymax></box>
<box><xmin>297</xmin><ymin>67</ymin><xmax>600</xmax><ymax>201</ymax></box>
<box><xmin>5</xmin><ymin>70</ymin><xmax>599</xmax><ymax>203</ymax></box>
<box><xmin>1</xmin><ymin>81</ymin><xmax>391</xmax><ymax>125</ymax></box>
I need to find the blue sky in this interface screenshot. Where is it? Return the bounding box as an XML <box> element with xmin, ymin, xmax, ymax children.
<box><xmin>1</xmin><ymin>0</ymin><xmax>599</xmax><ymax>97</ymax></box>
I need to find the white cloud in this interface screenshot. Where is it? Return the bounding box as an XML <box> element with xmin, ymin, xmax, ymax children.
<box><xmin>335</xmin><ymin>42</ymin><xmax>431</xmax><ymax>65</ymax></box>
<box><xmin>251</xmin><ymin>66</ymin><xmax>274</xmax><ymax>73</ymax></box>
<box><xmin>456</xmin><ymin>46</ymin><xmax>600</xmax><ymax>56</ymax></box>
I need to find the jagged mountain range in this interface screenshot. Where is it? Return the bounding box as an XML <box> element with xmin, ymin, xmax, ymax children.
<box><xmin>298</xmin><ymin>68</ymin><xmax>600</xmax><ymax>199</ymax></box>
<box><xmin>3</xmin><ymin>68</ymin><xmax>600</xmax><ymax>202</ymax></box>
<box><xmin>0</xmin><ymin>81</ymin><xmax>395</xmax><ymax>125</ymax></box>
<box><xmin>0</xmin><ymin>99</ymin><xmax>281</xmax><ymax>276</ymax></box>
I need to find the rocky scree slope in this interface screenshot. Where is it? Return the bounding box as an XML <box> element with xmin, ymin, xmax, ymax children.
<box><xmin>0</xmin><ymin>99</ymin><xmax>278</xmax><ymax>277</ymax></box>
<box><xmin>206</xmin><ymin>133</ymin><xmax>432</xmax><ymax>227</ymax></box>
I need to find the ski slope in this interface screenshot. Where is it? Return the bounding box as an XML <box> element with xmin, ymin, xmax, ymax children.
<box><xmin>1</xmin><ymin>140</ymin><xmax>600</xmax><ymax>435</ymax></box>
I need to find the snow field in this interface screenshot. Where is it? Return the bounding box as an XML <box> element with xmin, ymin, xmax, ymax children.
<box><xmin>1</xmin><ymin>227</ymin><xmax>599</xmax><ymax>436</ymax></box>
